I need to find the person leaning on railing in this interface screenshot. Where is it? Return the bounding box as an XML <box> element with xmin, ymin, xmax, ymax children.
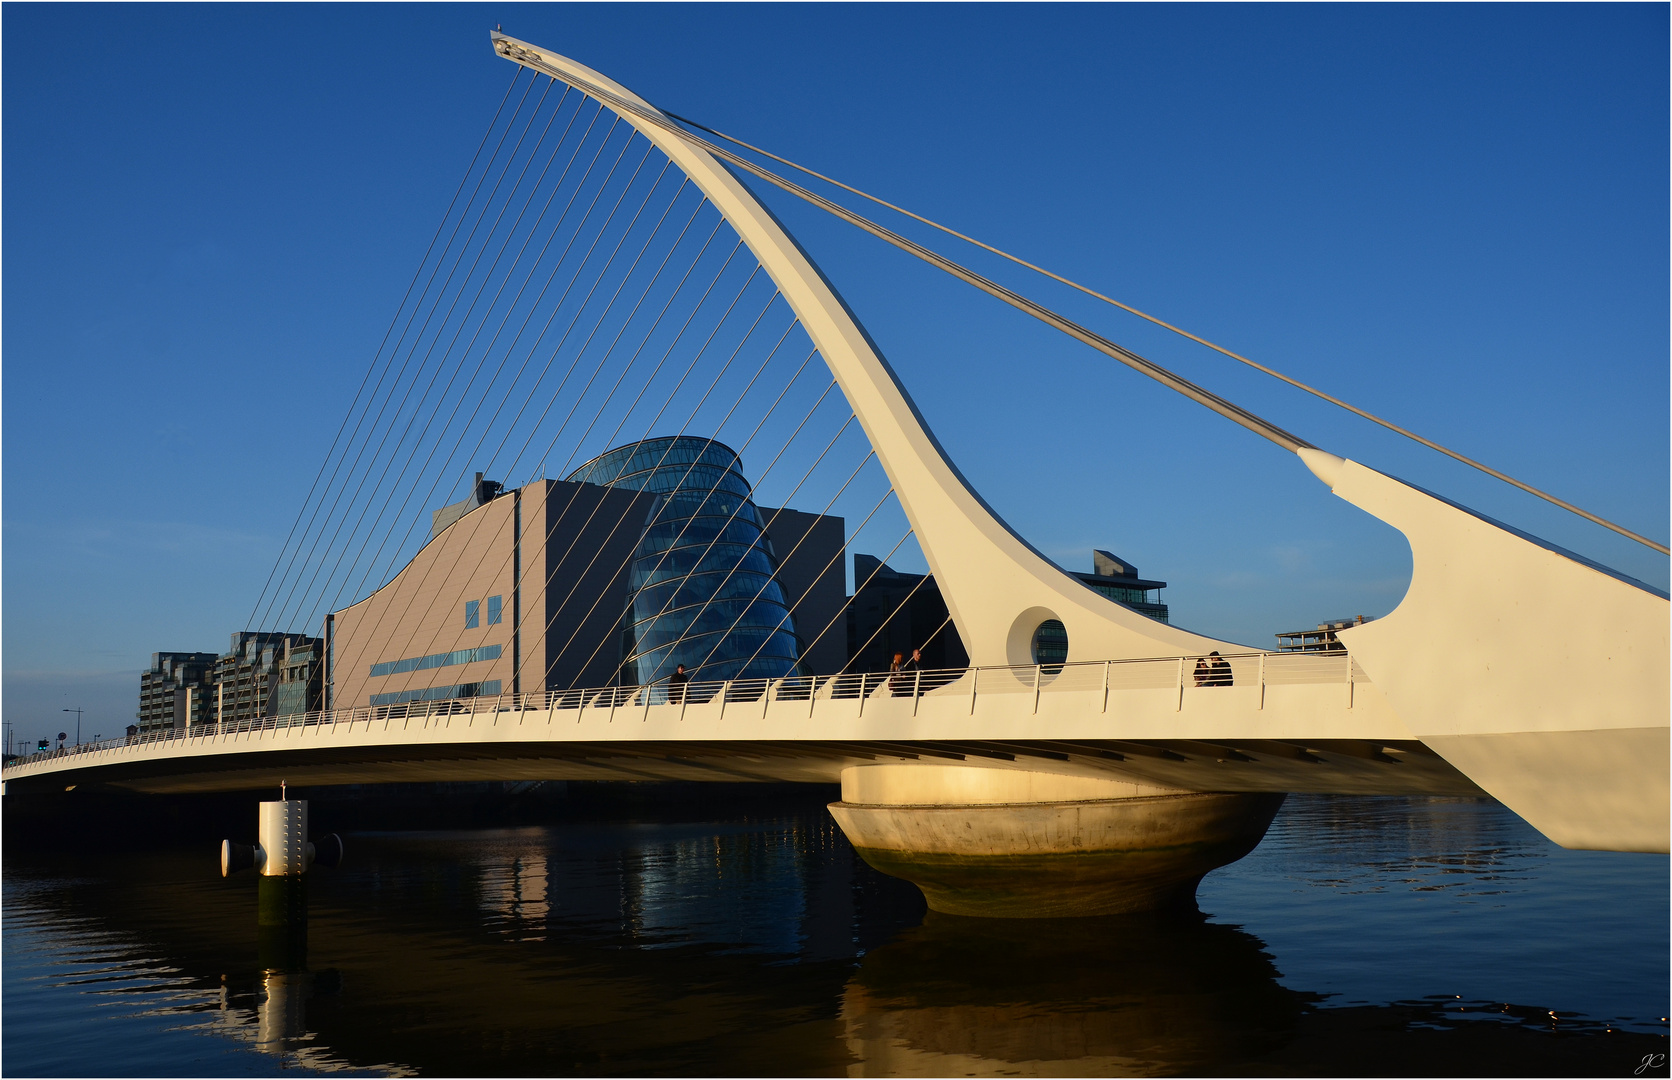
<box><xmin>1193</xmin><ymin>651</ymin><xmax>1234</xmax><ymax>687</ymax></box>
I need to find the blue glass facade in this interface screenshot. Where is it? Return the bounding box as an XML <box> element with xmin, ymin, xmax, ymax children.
<box><xmin>566</xmin><ymin>436</ymin><xmax>804</xmax><ymax>685</ymax></box>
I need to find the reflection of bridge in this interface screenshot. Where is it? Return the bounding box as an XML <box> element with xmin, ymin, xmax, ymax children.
<box><xmin>7</xmin><ymin>32</ymin><xmax>1665</xmax><ymax>910</ymax></box>
<box><xmin>9</xmin><ymin>805</ymin><xmax>1656</xmax><ymax>1075</ymax></box>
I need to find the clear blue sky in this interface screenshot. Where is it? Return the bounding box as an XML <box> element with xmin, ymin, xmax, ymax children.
<box><xmin>4</xmin><ymin>3</ymin><xmax>1666</xmax><ymax>745</ymax></box>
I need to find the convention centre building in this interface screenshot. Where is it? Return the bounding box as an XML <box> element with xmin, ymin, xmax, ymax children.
<box><xmin>326</xmin><ymin>437</ymin><xmax>846</xmax><ymax>709</ymax></box>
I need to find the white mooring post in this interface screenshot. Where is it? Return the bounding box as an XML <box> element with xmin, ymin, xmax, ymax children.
<box><xmin>259</xmin><ymin>797</ymin><xmax>309</xmax><ymax>876</ymax></box>
<box><xmin>221</xmin><ymin>783</ymin><xmax>344</xmax><ymax>879</ymax></box>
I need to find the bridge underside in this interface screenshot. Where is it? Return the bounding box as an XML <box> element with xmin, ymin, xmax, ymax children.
<box><xmin>8</xmin><ymin>738</ymin><xmax>1482</xmax><ymax>798</ymax></box>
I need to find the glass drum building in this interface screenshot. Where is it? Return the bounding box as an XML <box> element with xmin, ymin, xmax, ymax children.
<box><xmin>565</xmin><ymin>436</ymin><xmax>805</xmax><ymax>686</ymax></box>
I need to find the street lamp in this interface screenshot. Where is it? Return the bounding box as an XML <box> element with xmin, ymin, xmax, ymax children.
<box><xmin>63</xmin><ymin>707</ymin><xmax>83</xmax><ymax>747</ymax></box>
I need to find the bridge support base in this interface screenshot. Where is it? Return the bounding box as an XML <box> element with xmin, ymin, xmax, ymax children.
<box><xmin>828</xmin><ymin>765</ymin><xmax>1284</xmax><ymax>918</ymax></box>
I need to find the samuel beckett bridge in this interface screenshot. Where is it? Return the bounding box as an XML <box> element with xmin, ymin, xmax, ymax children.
<box><xmin>7</xmin><ymin>32</ymin><xmax>1664</xmax><ymax>917</ymax></box>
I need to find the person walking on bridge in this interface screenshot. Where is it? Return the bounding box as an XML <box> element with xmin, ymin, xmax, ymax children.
<box><xmin>667</xmin><ymin>663</ymin><xmax>689</xmax><ymax>704</ymax></box>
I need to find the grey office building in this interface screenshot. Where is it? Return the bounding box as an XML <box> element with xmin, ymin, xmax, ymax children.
<box><xmin>138</xmin><ymin>652</ymin><xmax>219</xmax><ymax>735</ymax></box>
<box><xmin>213</xmin><ymin>632</ymin><xmax>323</xmax><ymax>725</ymax></box>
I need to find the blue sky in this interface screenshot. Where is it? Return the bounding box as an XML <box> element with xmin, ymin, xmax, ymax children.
<box><xmin>4</xmin><ymin>3</ymin><xmax>1666</xmax><ymax>746</ymax></box>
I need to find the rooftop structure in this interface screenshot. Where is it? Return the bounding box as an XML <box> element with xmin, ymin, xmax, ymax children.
<box><xmin>1275</xmin><ymin>615</ymin><xmax>1377</xmax><ymax>654</ymax></box>
<box><xmin>432</xmin><ymin>473</ymin><xmax>504</xmax><ymax>539</ymax></box>
<box><xmin>1073</xmin><ymin>549</ymin><xmax>1169</xmax><ymax>624</ymax></box>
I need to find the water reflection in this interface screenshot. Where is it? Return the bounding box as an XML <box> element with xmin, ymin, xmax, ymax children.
<box><xmin>478</xmin><ymin>852</ymin><xmax>548</xmax><ymax>935</ymax></box>
<box><xmin>843</xmin><ymin>912</ymin><xmax>1310</xmax><ymax>1076</ymax></box>
<box><xmin>3</xmin><ymin>797</ymin><xmax>1665</xmax><ymax>1077</ymax></box>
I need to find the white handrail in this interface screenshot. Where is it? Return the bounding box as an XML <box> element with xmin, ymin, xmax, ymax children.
<box><xmin>3</xmin><ymin>649</ymin><xmax>1355</xmax><ymax>770</ymax></box>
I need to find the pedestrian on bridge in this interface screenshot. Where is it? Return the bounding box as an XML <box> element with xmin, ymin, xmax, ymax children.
<box><xmin>668</xmin><ymin>664</ymin><xmax>689</xmax><ymax>704</ymax></box>
<box><xmin>895</xmin><ymin>648</ymin><xmax>923</xmax><ymax>696</ymax></box>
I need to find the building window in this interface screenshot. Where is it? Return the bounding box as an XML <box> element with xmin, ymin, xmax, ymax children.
<box><xmin>465</xmin><ymin>600</ymin><xmax>480</xmax><ymax>629</ymax></box>
<box><xmin>370</xmin><ymin>679</ymin><xmax>502</xmax><ymax>707</ymax></box>
<box><xmin>369</xmin><ymin>644</ymin><xmax>502</xmax><ymax>678</ymax></box>
<box><xmin>487</xmin><ymin>595</ymin><xmax>503</xmax><ymax>625</ymax></box>
<box><xmin>1032</xmin><ymin>619</ymin><xmax>1068</xmax><ymax>670</ymax></box>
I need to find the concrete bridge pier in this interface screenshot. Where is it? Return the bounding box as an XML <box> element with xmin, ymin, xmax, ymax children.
<box><xmin>828</xmin><ymin>765</ymin><xmax>1285</xmax><ymax>917</ymax></box>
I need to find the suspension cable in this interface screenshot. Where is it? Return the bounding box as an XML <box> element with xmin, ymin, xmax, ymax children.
<box><xmin>273</xmin><ymin>79</ymin><xmax>578</xmax><ymax>633</ymax></box>
<box><xmin>305</xmin><ymin>88</ymin><xmax>603</xmax><ymax>629</ymax></box>
<box><xmin>719</xmin><ymin>445</ymin><xmax>882</xmax><ymax>680</ymax></box>
<box><xmin>343</xmin><ymin>159</ymin><xmax>715</xmax><ymax>680</ymax></box>
<box><xmin>574</xmin><ymin>387</ymin><xmax>852</xmax><ymax>686</ymax></box>
<box><xmin>530</xmin><ymin>282</ymin><xmax>783</xmax><ymax>675</ymax></box>
<box><xmin>329</xmin><ymin>148</ymin><xmax>675</xmax><ymax>629</ymax></box>
<box><xmin>256</xmin><ymin>70</ymin><xmax>551</xmax><ymax>634</ymax></box>
<box><xmin>757</xmin><ymin>523</ymin><xmax>914</xmax><ymax>679</ymax></box>
<box><xmin>337</xmin><ymin>107</ymin><xmax>648</xmax><ymax>612</ymax></box>
<box><xmin>353</xmin><ymin>231</ymin><xmax>755</xmax><ymax>699</ymax></box>
<box><xmin>245</xmin><ymin>67</ymin><xmax>530</xmax><ymax>631</ymax></box>
<box><xmin>676</xmin><ymin>111</ymin><xmax>1671</xmax><ymax>557</ymax></box>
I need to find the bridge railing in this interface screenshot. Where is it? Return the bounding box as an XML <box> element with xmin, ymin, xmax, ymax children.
<box><xmin>4</xmin><ymin>651</ymin><xmax>1367</xmax><ymax>769</ymax></box>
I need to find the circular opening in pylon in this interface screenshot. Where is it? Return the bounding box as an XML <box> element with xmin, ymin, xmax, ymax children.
<box><xmin>1032</xmin><ymin>619</ymin><xmax>1068</xmax><ymax>673</ymax></box>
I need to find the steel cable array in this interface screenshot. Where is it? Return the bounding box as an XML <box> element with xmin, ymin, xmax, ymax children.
<box><xmin>257</xmin><ymin>73</ymin><xmax>572</xmax><ymax>634</ymax></box>
<box><xmin>243</xmin><ymin>71</ymin><xmax>915</xmax><ymax>713</ymax></box>
<box><xmin>243</xmin><ymin>69</ymin><xmax>528</xmax><ymax>635</ymax></box>
<box><xmin>246</xmin><ymin>67</ymin><xmax>542</xmax><ymax>633</ymax></box>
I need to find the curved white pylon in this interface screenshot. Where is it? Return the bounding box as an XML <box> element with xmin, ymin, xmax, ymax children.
<box><xmin>490</xmin><ymin>33</ymin><xmax>1239</xmax><ymax>665</ymax></box>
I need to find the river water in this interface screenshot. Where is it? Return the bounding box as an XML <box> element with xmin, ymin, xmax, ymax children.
<box><xmin>3</xmin><ymin>794</ymin><xmax>1666</xmax><ymax>1076</ymax></box>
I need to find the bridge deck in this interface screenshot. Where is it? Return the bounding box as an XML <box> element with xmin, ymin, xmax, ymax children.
<box><xmin>3</xmin><ymin>655</ymin><xmax>1480</xmax><ymax>796</ymax></box>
